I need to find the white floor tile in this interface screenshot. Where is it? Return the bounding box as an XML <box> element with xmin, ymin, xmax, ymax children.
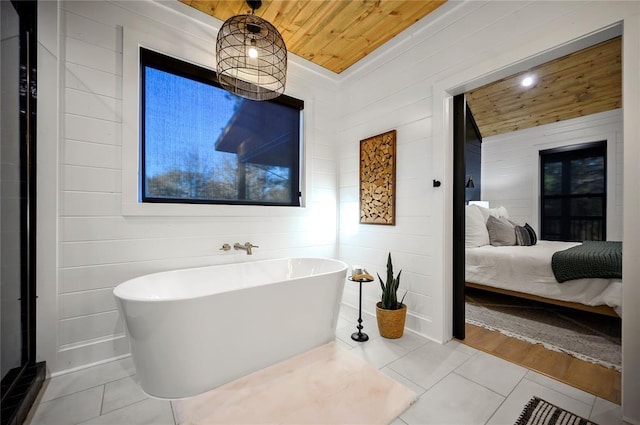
<box><xmin>334</xmin><ymin>326</ymin><xmax>360</xmax><ymax>348</ymax></box>
<box><xmin>101</xmin><ymin>375</ymin><xmax>148</xmax><ymax>414</ymax></box>
<box><xmin>387</xmin><ymin>329</ymin><xmax>429</xmax><ymax>352</ymax></box>
<box><xmin>41</xmin><ymin>357</ymin><xmax>135</xmax><ymax>403</ymax></box>
<box><xmin>387</xmin><ymin>341</ymin><xmax>473</xmax><ymax>390</ymax></box>
<box><xmin>380</xmin><ymin>367</ymin><xmax>427</xmax><ymax>397</ymax></box>
<box><xmin>486</xmin><ymin>375</ymin><xmax>593</xmax><ymax>425</ymax></box>
<box><xmin>79</xmin><ymin>398</ymin><xmax>174</xmax><ymax>425</ymax></box>
<box><xmin>455</xmin><ymin>350</ymin><xmax>528</xmax><ymax>396</ymax></box>
<box><xmin>400</xmin><ymin>372</ymin><xmax>504</xmax><ymax>425</ymax></box>
<box><xmin>339</xmin><ymin>304</ymin><xmax>375</xmax><ymax>324</ymax></box>
<box><xmin>524</xmin><ymin>370</ymin><xmax>596</xmax><ymax>406</ymax></box>
<box><xmin>336</xmin><ymin>315</ymin><xmax>351</xmax><ymax>329</ymax></box>
<box><xmin>338</xmin><ymin>304</ymin><xmax>366</xmax><ymax>324</ymax></box>
<box><xmin>29</xmin><ymin>386</ymin><xmax>103</xmax><ymax>425</ymax></box>
<box><xmin>446</xmin><ymin>339</ymin><xmax>479</xmax><ymax>356</ymax></box>
<box><xmin>590</xmin><ymin>397</ymin><xmax>623</xmax><ymax>425</ymax></box>
<box><xmin>333</xmin><ymin>337</ymin><xmax>353</xmax><ymax>351</ymax></box>
<box><xmin>338</xmin><ymin>303</ymin><xmax>359</xmax><ymax>317</ymax></box>
<box><xmin>26</xmin><ymin>321</ymin><xmax>618</xmax><ymax>425</ymax></box>
<box><xmin>349</xmin><ymin>336</ymin><xmax>410</xmax><ymax>369</ymax></box>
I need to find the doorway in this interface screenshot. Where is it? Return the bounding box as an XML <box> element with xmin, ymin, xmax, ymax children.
<box><xmin>449</xmin><ymin>29</ymin><xmax>623</xmax><ymax>403</ymax></box>
<box><xmin>450</xmin><ymin>27</ymin><xmax>623</xmax><ymax>342</ymax></box>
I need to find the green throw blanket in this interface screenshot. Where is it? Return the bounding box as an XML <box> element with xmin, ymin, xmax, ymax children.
<box><xmin>551</xmin><ymin>241</ymin><xmax>622</xmax><ymax>283</ymax></box>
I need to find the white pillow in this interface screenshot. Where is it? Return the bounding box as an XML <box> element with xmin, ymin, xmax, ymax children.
<box><xmin>492</xmin><ymin>206</ymin><xmax>509</xmax><ymax>219</ymax></box>
<box><xmin>465</xmin><ymin>205</ymin><xmax>490</xmax><ymax>248</ymax></box>
<box><xmin>475</xmin><ymin>205</ymin><xmax>509</xmax><ymax>222</ymax></box>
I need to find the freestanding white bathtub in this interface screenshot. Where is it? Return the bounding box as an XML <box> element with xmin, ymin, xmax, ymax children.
<box><xmin>113</xmin><ymin>257</ymin><xmax>347</xmax><ymax>399</ymax></box>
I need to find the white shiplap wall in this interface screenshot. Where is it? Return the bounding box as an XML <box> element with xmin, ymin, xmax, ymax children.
<box><xmin>337</xmin><ymin>0</ymin><xmax>610</xmax><ymax>342</ymax></box>
<box><xmin>39</xmin><ymin>0</ymin><xmax>340</xmax><ymax>373</ymax></box>
<box><xmin>481</xmin><ymin>109</ymin><xmax>623</xmax><ymax>240</ymax></box>
<box><xmin>336</xmin><ymin>6</ymin><xmax>640</xmax><ymax>421</ymax></box>
<box><xmin>36</xmin><ymin>1</ymin><xmax>640</xmax><ymax>422</ymax></box>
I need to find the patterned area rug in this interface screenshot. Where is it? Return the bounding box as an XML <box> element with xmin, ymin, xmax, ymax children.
<box><xmin>516</xmin><ymin>397</ymin><xmax>596</xmax><ymax>425</ymax></box>
<box><xmin>465</xmin><ymin>288</ymin><xmax>621</xmax><ymax>370</ymax></box>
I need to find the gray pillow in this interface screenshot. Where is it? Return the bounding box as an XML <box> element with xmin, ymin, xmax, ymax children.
<box><xmin>515</xmin><ymin>225</ymin><xmax>533</xmax><ymax>246</ymax></box>
<box><xmin>486</xmin><ymin>215</ymin><xmax>516</xmax><ymax>246</ymax></box>
<box><xmin>524</xmin><ymin>223</ymin><xmax>537</xmax><ymax>245</ymax></box>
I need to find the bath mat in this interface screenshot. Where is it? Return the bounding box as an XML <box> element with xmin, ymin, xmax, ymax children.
<box><xmin>515</xmin><ymin>396</ymin><xmax>597</xmax><ymax>425</ymax></box>
<box><xmin>172</xmin><ymin>342</ymin><xmax>416</xmax><ymax>424</ymax></box>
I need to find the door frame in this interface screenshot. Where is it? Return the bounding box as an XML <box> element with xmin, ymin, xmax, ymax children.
<box><xmin>439</xmin><ymin>25</ymin><xmax>624</xmax><ymax>343</ymax></box>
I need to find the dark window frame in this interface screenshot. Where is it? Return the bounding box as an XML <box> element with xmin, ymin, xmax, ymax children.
<box><xmin>539</xmin><ymin>141</ymin><xmax>607</xmax><ymax>241</ymax></box>
<box><xmin>139</xmin><ymin>48</ymin><xmax>304</xmax><ymax>207</ymax></box>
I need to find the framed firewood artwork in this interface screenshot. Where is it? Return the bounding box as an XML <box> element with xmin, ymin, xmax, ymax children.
<box><xmin>359</xmin><ymin>130</ymin><xmax>396</xmax><ymax>225</ymax></box>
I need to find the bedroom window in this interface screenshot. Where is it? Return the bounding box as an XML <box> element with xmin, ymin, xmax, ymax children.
<box><xmin>540</xmin><ymin>141</ymin><xmax>606</xmax><ymax>241</ymax></box>
<box><xmin>140</xmin><ymin>48</ymin><xmax>303</xmax><ymax>206</ymax></box>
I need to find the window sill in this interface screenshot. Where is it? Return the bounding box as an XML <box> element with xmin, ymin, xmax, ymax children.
<box><xmin>122</xmin><ymin>200</ymin><xmax>305</xmax><ymax>217</ymax></box>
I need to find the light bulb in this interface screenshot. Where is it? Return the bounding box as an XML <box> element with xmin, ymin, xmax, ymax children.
<box><xmin>247</xmin><ymin>38</ymin><xmax>258</xmax><ymax>59</ymax></box>
<box><xmin>521</xmin><ymin>76</ymin><xmax>534</xmax><ymax>87</ymax></box>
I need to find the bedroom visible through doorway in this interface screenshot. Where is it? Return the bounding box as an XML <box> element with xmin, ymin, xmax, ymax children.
<box><xmin>453</xmin><ymin>30</ymin><xmax>622</xmax><ymax>384</ymax></box>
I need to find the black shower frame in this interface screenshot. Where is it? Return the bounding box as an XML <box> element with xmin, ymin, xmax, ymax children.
<box><xmin>0</xmin><ymin>2</ymin><xmax>45</xmax><ymax>424</ymax></box>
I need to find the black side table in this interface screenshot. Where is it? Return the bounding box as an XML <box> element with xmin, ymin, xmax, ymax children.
<box><xmin>348</xmin><ymin>276</ymin><xmax>374</xmax><ymax>342</ymax></box>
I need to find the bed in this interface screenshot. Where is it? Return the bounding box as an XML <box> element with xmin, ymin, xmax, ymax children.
<box><xmin>465</xmin><ymin>204</ymin><xmax>622</xmax><ymax>317</ymax></box>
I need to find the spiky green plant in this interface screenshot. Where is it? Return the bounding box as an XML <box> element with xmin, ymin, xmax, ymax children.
<box><xmin>377</xmin><ymin>253</ymin><xmax>407</xmax><ymax>310</ymax></box>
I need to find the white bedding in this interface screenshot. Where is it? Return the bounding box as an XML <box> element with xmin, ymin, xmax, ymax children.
<box><xmin>466</xmin><ymin>240</ymin><xmax>622</xmax><ymax>315</ymax></box>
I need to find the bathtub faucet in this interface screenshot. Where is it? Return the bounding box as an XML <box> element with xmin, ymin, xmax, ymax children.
<box><xmin>234</xmin><ymin>242</ymin><xmax>259</xmax><ymax>255</ymax></box>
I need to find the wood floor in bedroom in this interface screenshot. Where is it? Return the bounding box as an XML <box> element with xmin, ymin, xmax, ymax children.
<box><xmin>460</xmin><ymin>323</ymin><xmax>621</xmax><ymax>405</ymax></box>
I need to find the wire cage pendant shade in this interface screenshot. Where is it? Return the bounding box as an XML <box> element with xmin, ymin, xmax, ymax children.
<box><xmin>216</xmin><ymin>10</ymin><xmax>287</xmax><ymax>101</ymax></box>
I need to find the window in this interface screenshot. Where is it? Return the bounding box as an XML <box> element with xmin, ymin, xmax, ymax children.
<box><xmin>140</xmin><ymin>48</ymin><xmax>303</xmax><ymax>206</ymax></box>
<box><xmin>540</xmin><ymin>141</ymin><xmax>606</xmax><ymax>241</ymax></box>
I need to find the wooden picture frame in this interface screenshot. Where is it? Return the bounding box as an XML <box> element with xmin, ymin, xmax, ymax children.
<box><xmin>359</xmin><ymin>130</ymin><xmax>396</xmax><ymax>225</ymax></box>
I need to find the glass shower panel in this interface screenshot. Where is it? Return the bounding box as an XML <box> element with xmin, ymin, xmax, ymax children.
<box><xmin>1</xmin><ymin>0</ymin><xmax>24</xmax><ymax>379</ymax></box>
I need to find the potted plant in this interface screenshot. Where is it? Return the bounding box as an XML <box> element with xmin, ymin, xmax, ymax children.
<box><xmin>376</xmin><ymin>253</ymin><xmax>407</xmax><ymax>339</ymax></box>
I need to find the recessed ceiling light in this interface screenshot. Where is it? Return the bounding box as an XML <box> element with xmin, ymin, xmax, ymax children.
<box><xmin>521</xmin><ymin>76</ymin><xmax>534</xmax><ymax>87</ymax></box>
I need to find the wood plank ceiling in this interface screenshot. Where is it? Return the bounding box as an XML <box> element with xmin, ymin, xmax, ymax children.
<box><xmin>179</xmin><ymin>0</ymin><xmax>447</xmax><ymax>74</ymax></box>
<box><xmin>466</xmin><ymin>37</ymin><xmax>622</xmax><ymax>138</ymax></box>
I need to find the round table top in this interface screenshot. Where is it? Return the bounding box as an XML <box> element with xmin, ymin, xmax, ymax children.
<box><xmin>348</xmin><ymin>276</ymin><xmax>374</xmax><ymax>283</ymax></box>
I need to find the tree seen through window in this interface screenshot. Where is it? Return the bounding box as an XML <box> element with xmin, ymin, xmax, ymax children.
<box><xmin>140</xmin><ymin>48</ymin><xmax>302</xmax><ymax>206</ymax></box>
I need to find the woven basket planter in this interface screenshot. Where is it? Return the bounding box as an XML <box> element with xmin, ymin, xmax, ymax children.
<box><xmin>376</xmin><ymin>302</ymin><xmax>407</xmax><ymax>339</ymax></box>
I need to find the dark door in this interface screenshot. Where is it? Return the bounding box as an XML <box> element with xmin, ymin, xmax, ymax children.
<box><xmin>452</xmin><ymin>94</ymin><xmax>466</xmax><ymax>339</ymax></box>
<box><xmin>452</xmin><ymin>95</ymin><xmax>484</xmax><ymax>340</ymax></box>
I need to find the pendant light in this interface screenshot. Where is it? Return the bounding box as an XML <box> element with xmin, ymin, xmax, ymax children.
<box><xmin>215</xmin><ymin>0</ymin><xmax>287</xmax><ymax>101</ymax></box>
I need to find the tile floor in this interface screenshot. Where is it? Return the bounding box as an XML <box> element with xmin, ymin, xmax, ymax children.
<box><xmin>27</xmin><ymin>304</ymin><xmax>625</xmax><ymax>425</ymax></box>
